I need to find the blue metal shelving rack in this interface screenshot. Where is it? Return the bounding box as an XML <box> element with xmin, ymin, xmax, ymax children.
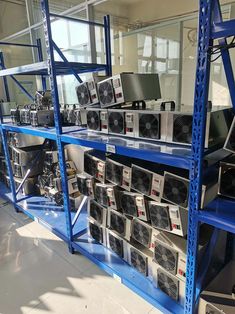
<box><xmin>0</xmin><ymin>0</ymin><xmax>235</xmax><ymax>313</ymax></box>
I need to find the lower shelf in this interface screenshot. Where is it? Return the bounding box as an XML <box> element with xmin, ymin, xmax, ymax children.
<box><xmin>72</xmin><ymin>230</ymin><xmax>184</xmax><ymax>314</ymax></box>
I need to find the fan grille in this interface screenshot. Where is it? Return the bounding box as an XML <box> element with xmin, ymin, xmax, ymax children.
<box><xmin>106</xmin><ymin>161</ymin><xmax>123</xmax><ymax>185</ymax></box>
<box><xmin>90</xmin><ymin>201</ymin><xmax>103</xmax><ymax>224</ymax></box>
<box><xmin>98</xmin><ymin>81</ymin><xmax>115</xmax><ymax>106</ymax></box>
<box><xmin>130</xmin><ymin>248</ymin><xmax>147</xmax><ymax>276</ymax></box>
<box><xmin>95</xmin><ymin>185</ymin><xmax>108</xmax><ymax>207</ymax></box>
<box><xmin>84</xmin><ymin>154</ymin><xmax>97</xmax><ymax>177</ymax></box>
<box><xmin>87</xmin><ymin>111</ymin><xmax>100</xmax><ymax>130</ymax></box>
<box><xmin>173</xmin><ymin>114</ymin><xmax>193</xmax><ymax>144</ymax></box>
<box><xmin>108</xmin><ymin>112</ymin><xmax>125</xmax><ymax>134</ymax></box>
<box><xmin>109</xmin><ymin>233</ymin><xmax>124</xmax><ymax>258</ymax></box>
<box><xmin>220</xmin><ymin>168</ymin><xmax>235</xmax><ymax>198</ymax></box>
<box><xmin>157</xmin><ymin>269</ymin><xmax>179</xmax><ymax>301</ymax></box>
<box><xmin>131</xmin><ymin>166</ymin><xmax>152</xmax><ymax>195</ymax></box>
<box><xmin>110</xmin><ymin>212</ymin><xmax>126</xmax><ymax>236</ymax></box>
<box><xmin>77</xmin><ymin>177</ymin><xmax>88</xmax><ymax>195</ymax></box>
<box><xmin>89</xmin><ymin>222</ymin><xmax>103</xmax><ymax>243</ymax></box>
<box><xmin>120</xmin><ymin>193</ymin><xmax>138</xmax><ymax>217</ymax></box>
<box><xmin>139</xmin><ymin>113</ymin><xmax>160</xmax><ymax>139</ymax></box>
<box><xmin>149</xmin><ymin>204</ymin><xmax>171</xmax><ymax>231</ymax></box>
<box><xmin>154</xmin><ymin>243</ymin><xmax>177</xmax><ymax>274</ymax></box>
<box><xmin>132</xmin><ymin>220</ymin><xmax>151</xmax><ymax>248</ymax></box>
<box><xmin>76</xmin><ymin>83</ymin><xmax>90</xmax><ymax>107</ymax></box>
<box><xmin>163</xmin><ymin>174</ymin><xmax>189</xmax><ymax>208</ymax></box>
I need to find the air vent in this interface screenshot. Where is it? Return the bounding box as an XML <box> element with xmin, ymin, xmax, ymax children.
<box><xmin>120</xmin><ymin>193</ymin><xmax>138</xmax><ymax>217</ymax></box>
<box><xmin>154</xmin><ymin>242</ymin><xmax>178</xmax><ymax>274</ymax></box>
<box><xmin>173</xmin><ymin>114</ymin><xmax>193</xmax><ymax>144</ymax></box>
<box><xmin>110</xmin><ymin>211</ymin><xmax>126</xmax><ymax>236</ymax></box>
<box><xmin>76</xmin><ymin>83</ymin><xmax>91</xmax><ymax>107</ymax></box>
<box><xmin>98</xmin><ymin>80</ymin><xmax>115</xmax><ymax>107</ymax></box>
<box><xmin>87</xmin><ymin>110</ymin><xmax>100</xmax><ymax>131</ymax></box>
<box><xmin>130</xmin><ymin>247</ymin><xmax>148</xmax><ymax>276</ymax></box>
<box><xmin>131</xmin><ymin>219</ymin><xmax>152</xmax><ymax>248</ymax></box>
<box><xmin>108</xmin><ymin>111</ymin><xmax>125</xmax><ymax>134</ymax></box>
<box><xmin>108</xmin><ymin>233</ymin><xmax>124</xmax><ymax>258</ymax></box>
<box><xmin>139</xmin><ymin>113</ymin><xmax>160</xmax><ymax>139</ymax></box>
<box><xmin>131</xmin><ymin>165</ymin><xmax>152</xmax><ymax>195</ymax></box>
<box><xmin>157</xmin><ymin>269</ymin><xmax>179</xmax><ymax>301</ymax></box>
<box><xmin>149</xmin><ymin>203</ymin><xmax>171</xmax><ymax>231</ymax></box>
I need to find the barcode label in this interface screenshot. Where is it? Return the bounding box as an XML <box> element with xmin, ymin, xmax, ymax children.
<box><xmin>106</xmin><ymin>144</ymin><xmax>116</xmax><ymax>153</ymax></box>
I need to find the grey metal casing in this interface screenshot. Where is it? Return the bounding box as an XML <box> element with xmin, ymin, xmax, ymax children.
<box><xmin>30</xmin><ymin>109</ymin><xmax>54</xmax><ymax>127</ymax></box>
<box><xmin>20</xmin><ymin>108</ymin><xmax>31</xmax><ymax>125</ymax></box>
<box><xmin>12</xmin><ymin>145</ymin><xmax>44</xmax><ymax>166</ymax></box>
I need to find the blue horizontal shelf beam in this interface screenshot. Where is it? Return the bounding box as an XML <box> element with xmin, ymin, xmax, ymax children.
<box><xmin>212</xmin><ymin>19</ymin><xmax>235</xmax><ymax>39</ymax></box>
<box><xmin>198</xmin><ymin>197</ymin><xmax>235</xmax><ymax>234</ymax></box>
<box><xmin>61</xmin><ymin>131</ymin><xmax>191</xmax><ymax>169</ymax></box>
<box><xmin>50</xmin><ymin>13</ymin><xmax>104</xmax><ymax>28</ymax></box>
<box><xmin>0</xmin><ymin>41</ymin><xmax>39</xmax><ymax>48</ymax></box>
<box><xmin>0</xmin><ymin>61</ymin><xmax>108</xmax><ymax>77</ymax></box>
<box><xmin>72</xmin><ymin>233</ymin><xmax>183</xmax><ymax>314</ymax></box>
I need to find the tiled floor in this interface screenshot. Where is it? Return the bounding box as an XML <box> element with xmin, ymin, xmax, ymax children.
<box><xmin>0</xmin><ymin>199</ymin><xmax>162</xmax><ymax>314</ymax></box>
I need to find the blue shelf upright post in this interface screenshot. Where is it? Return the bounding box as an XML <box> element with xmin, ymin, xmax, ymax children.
<box><xmin>40</xmin><ymin>0</ymin><xmax>74</xmax><ymax>251</ymax></box>
<box><xmin>185</xmin><ymin>1</ymin><xmax>235</xmax><ymax>313</ymax></box>
<box><xmin>104</xmin><ymin>15</ymin><xmax>112</xmax><ymax>76</ymax></box>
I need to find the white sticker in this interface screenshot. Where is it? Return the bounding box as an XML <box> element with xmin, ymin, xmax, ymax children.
<box><xmin>106</xmin><ymin>144</ymin><xmax>116</xmax><ymax>154</ymax></box>
<box><xmin>113</xmin><ymin>274</ymin><xmax>122</xmax><ymax>283</ymax></box>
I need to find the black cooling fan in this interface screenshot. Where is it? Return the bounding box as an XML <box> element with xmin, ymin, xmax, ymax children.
<box><xmin>87</xmin><ymin>110</ymin><xmax>100</xmax><ymax>130</ymax></box>
<box><xmin>77</xmin><ymin>177</ymin><xmax>88</xmax><ymax>195</ymax></box>
<box><xmin>157</xmin><ymin>270</ymin><xmax>179</xmax><ymax>301</ymax></box>
<box><xmin>132</xmin><ymin>220</ymin><xmax>151</xmax><ymax>248</ymax></box>
<box><xmin>108</xmin><ymin>112</ymin><xmax>125</xmax><ymax>134</ymax></box>
<box><xmin>98</xmin><ymin>81</ymin><xmax>114</xmax><ymax>106</ymax></box>
<box><xmin>154</xmin><ymin>243</ymin><xmax>177</xmax><ymax>273</ymax></box>
<box><xmin>109</xmin><ymin>233</ymin><xmax>124</xmax><ymax>258</ymax></box>
<box><xmin>220</xmin><ymin>168</ymin><xmax>235</xmax><ymax>198</ymax></box>
<box><xmin>149</xmin><ymin>204</ymin><xmax>171</xmax><ymax>230</ymax></box>
<box><xmin>173</xmin><ymin>115</ymin><xmax>193</xmax><ymax>144</ymax></box>
<box><xmin>130</xmin><ymin>248</ymin><xmax>148</xmax><ymax>275</ymax></box>
<box><xmin>89</xmin><ymin>222</ymin><xmax>102</xmax><ymax>243</ymax></box>
<box><xmin>90</xmin><ymin>201</ymin><xmax>103</xmax><ymax>224</ymax></box>
<box><xmin>163</xmin><ymin>174</ymin><xmax>189</xmax><ymax>208</ymax></box>
<box><xmin>110</xmin><ymin>212</ymin><xmax>125</xmax><ymax>236</ymax></box>
<box><xmin>132</xmin><ymin>167</ymin><xmax>152</xmax><ymax>195</ymax></box>
<box><xmin>84</xmin><ymin>154</ymin><xmax>97</xmax><ymax>177</ymax></box>
<box><xmin>139</xmin><ymin>113</ymin><xmax>160</xmax><ymax>139</ymax></box>
<box><xmin>120</xmin><ymin>193</ymin><xmax>138</xmax><ymax>217</ymax></box>
<box><xmin>76</xmin><ymin>83</ymin><xmax>90</xmax><ymax>107</ymax></box>
<box><xmin>95</xmin><ymin>185</ymin><xmax>108</xmax><ymax>207</ymax></box>
<box><xmin>106</xmin><ymin>161</ymin><xmax>122</xmax><ymax>185</ymax></box>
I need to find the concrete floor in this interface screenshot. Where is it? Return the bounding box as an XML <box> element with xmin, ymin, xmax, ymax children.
<box><xmin>0</xmin><ymin>198</ymin><xmax>161</xmax><ymax>314</ymax></box>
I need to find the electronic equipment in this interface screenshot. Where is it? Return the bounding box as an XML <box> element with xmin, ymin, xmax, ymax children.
<box><xmin>13</xmin><ymin>161</ymin><xmax>44</xmax><ymax>178</ymax></box>
<box><xmin>166</xmin><ymin>109</ymin><xmax>231</xmax><ymax>148</ymax></box>
<box><xmin>76</xmin><ymin>75</ymin><xmax>107</xmax><ymax>107</ymax></box>
<box><xmin>8</xmin><ymin>133</ymin><xmax>45</xmax><ymax>148</ymax></box>
<box><xmin>35</xmin><ymin>90</ymin><xmax>52</xmax><ymax>108</ymax></box>
<box><xmin>67</xmin><ymin>177</ymin><xmax>79</xmax><ymax>195</ymax></box>
<box><xmin>218</xmin><ymin>155</ymin><xmax>235</xmax><ymax>199</ymax></box>
<box><xmin>162</xmin><ymin>171</ymin><xmax>218</xmax><ymax>209</ymax></box>
<box><xmin>69</xmin><ymin>192</ymin><xmax>83</xmax><ymax>211</ymax></box>
<box><xmin>131</xmin><ymin>218</ymin><xmax>159</xmax><ymax>252</ymax></box>
<box><xmin>224</xmin><ymin>116</ymin><xmax>235</xmax><ymax>153</ymax></box>
<box><xmin>44</xmin><ymin>151</ymin><xmax>58</xmax><ymax>164</ymax></box>
<box><xmin>88</xmin><ymin>219</ymin><xmax>106</xmax><ymax>245</ymax></box>
<box><xmin>84</xmin><ymin>151</ymin><xmax>106</xmax><ymax>182</ymax></box>
<box><xmin>106</xmin><ymin>185</ymin><xmax>121</xmax><ymax>210</ymax></box>
<box><xmin>10</xmin><ymin>108</ymin><xmax>21</xmax><ymax>124</ymax></box>
<box><xmin>88</xmin><ymin>199</ymin><xmax>107</xmax><ymax>226</ymax></box>
<box><xmin>97</xmin><ymin>73</ymin><xmax>161</xmax><ymax>108</ymax></box>
<box><xmin>14</xmin><ymin>177</ymin><xmax>39</xmax><ymax>195</ymax></box>
<box><xmin>20</xmin><ymin>108</ymin><xmax>31</xmax><ymax>125</ymax></box>
<box><xmin>149</xmin><ymin>201</ymin><xmax>188</xmax><ymax>237</ymax></box>
<box><xmin>107</xmin><ymin>209</ymin><xmax>132</xmax><ymax>241</ymax></box>
<box><xmin>108</xmin><ymin>109</ymin><xmax>125</xmax><ymax>135</ymax></box>
<box><xmin>12</xmin><ymin>145</ymin><xmax>44</xmax><ymax>166</ymax></box>
<box><xmin>131</xmin><ymin>164</ymin><xmax>163</xmax><ymax>201</ymax></box>
<box><xmin>127</xmin><ymin>241</ymin><xmax>153</xmax><ymax>278</ymax></box>
<box><xmin>106</xmin><ymin>156</ymin><xmax>132</xmax><ymax>191</ymax></box>
<box><xmin>106</xmin><ymin>229</ymin><xmax>128</xmax><ymax>261</ymax></box>
<box><xmin>153</xmin><ymin>265</ymin><xmax>185</xmax><ymax>305</ymax></box>
<box><xmin>120</xmin><ymin>191</ymin><xmax>149</xmax><ymax>221</ymax></box>
<box><xmin>94</xmin><ymin>183</ymin><xmax>109</xmax><ymax>207</ymax></box>
<box><xmin>86</xmin><ymin>108</ymin><xmax>108</xmax><ymax>133</ymax></box>
<box><xmin>198</xmin><ymin>261</ymin><xmax>235</xmax><ymax>314</ymax></box>
<box><xmin>77</xmin><ymin>173</ymin><xmax>95</xmax><ymax>198</ymax></box>
<box><xmin>30</xmin><ymin>109</ymin><xmax>54</xmax><ymax>127</ymax></box>
<box><xmin>44</xmin><ymin>187</ymin><xmax>64</xmax><ymax>206</ymax></box>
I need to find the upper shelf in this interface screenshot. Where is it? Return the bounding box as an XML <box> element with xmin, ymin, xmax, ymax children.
<box><xmin>0</xmin><ymin>61</ymin><xmax>108</xmax><ymax>77</ymax></box>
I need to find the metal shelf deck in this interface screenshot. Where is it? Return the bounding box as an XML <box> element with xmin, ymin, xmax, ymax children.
<box><xmin>0</xmin><ymin>61</ymin><xmax>108</xmax><ymax>77</ymax></box>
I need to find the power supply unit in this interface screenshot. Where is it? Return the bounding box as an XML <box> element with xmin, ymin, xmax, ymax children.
<box><xmin>131</xmin><ymin>218</ymin><xmax>159</xmax><ymax>252</ymax></box>
<box><xmin>131</xmin><ymin>164</ymin><xmax>163</xmax><ymax>201</ymax></box>
<box><xmin>106</xmin><ymin>155</ymin><xmax>132</xmax><ymax>191</ymax></box>
<box><xmin>224</xmin><ymin>116</ymin><xmax>235</xmax><ymax>153</ymax></box>
<box><xmin>12</xmin><ymin>145</ymin><xmax>44</xmax><ymax>166</ymax></box>
<box><xmin>148</xmin><ymin>201</ymin><xmax>188</xmax><ymax>237</ymax></box>
<box><xmin>198</xmin><ymin>260</ymin><xmax>235</xmax><ymax>314</ymax></box>
<box><xmin>77</xmin><ymin>173</ymin><xmax>95</xmax><ymax>198</ymax></box>
<box><xmin>30</xmin><ymin>109</ymin><xmax>54</xmax><ymax>127</ymax></box>
<box><xmin>10</xmin><ymin>108</ymin><xmax>20</xmax><ymax>124</ymax></box>
<box><xmin>153</xmin><ymin>265</ymin><xmax>185</xmax><ymax>305</ymax></box>
<box><xmin>120</xmin><ymin>191</ymin><xmax>150</xmax><ymax>222</ymax></box>
<box><xmin>84</xmin><ymin>151</ymin><xmax>106</xmax><ymax>183</ymax></box>
<box><xmin>97</xmin><ymin>73</ymin><xmax>161</xmax><ymax>108</ymax></box>
<box><xmin>106</xmin><ymin>228</ymin><xmax>129</xmax><ymax>261</ymax></box>
<box><xmin>162</xmin><ymin>171</ymin><xmax>218</xmax><ymax>209</ymax></box>
<box><xmin>67</xmin><ymin>176</ymin><xmax>79</xmax><ymax>195</ymax></box>
<box><xmin>94</xmin><ymin>182</ymin><xmax>109</xmax><ymax>207</ymax></box>
<box><xmin>13</xmin><ymin>161</ymin><xmax>44</xmax><ymax>178</ymax></box>
<box><xmin>88</xmin><ymin>199</ymin><xmax>107</xmax><ymax>226</ymax></box>
<box><xmin>127</xmin><ymin>241</ymin><xmax>153</xmax><ymax>278</ymax></box>
<box><xmin>8</xmin><ymin>133</ymin><xmax>45</xmax><ymax>148</ymax></box>
<box><xmin>218</xmin><ymin>155</ymin><xmax>235</xmax><ymax>199</ymax></box>
<box><xmin>166</xmin><ymin>109</ymin><xmax>231</xmax><ymax>148</ymax></box>
<box><xmin>14</xmin><ymin>176</ymin><xmax>39</xmax><ymax>195</ymax></box>
<box><xmin>76</xmin><ymin>75</ymin><xmax>108</xmax><ymax>107</ymax></box>
<box><xmin>86</xmin><ymin>108</ymin><xmax>108</xmax><ymax>133</ymax></box>
<box><xmin>88</xmin><ymin>218</ymin><xmax>106</xmax><ymax>245</ymax></box>
<box><xmin>107</xmin><ymin>209</ymin><xmax>132</xmax><ymax>241</ymax></box>
<box><xmin>20</xmin><ymin>108</ymin><xmax>31</xmax><ymax>125</ymax></box>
